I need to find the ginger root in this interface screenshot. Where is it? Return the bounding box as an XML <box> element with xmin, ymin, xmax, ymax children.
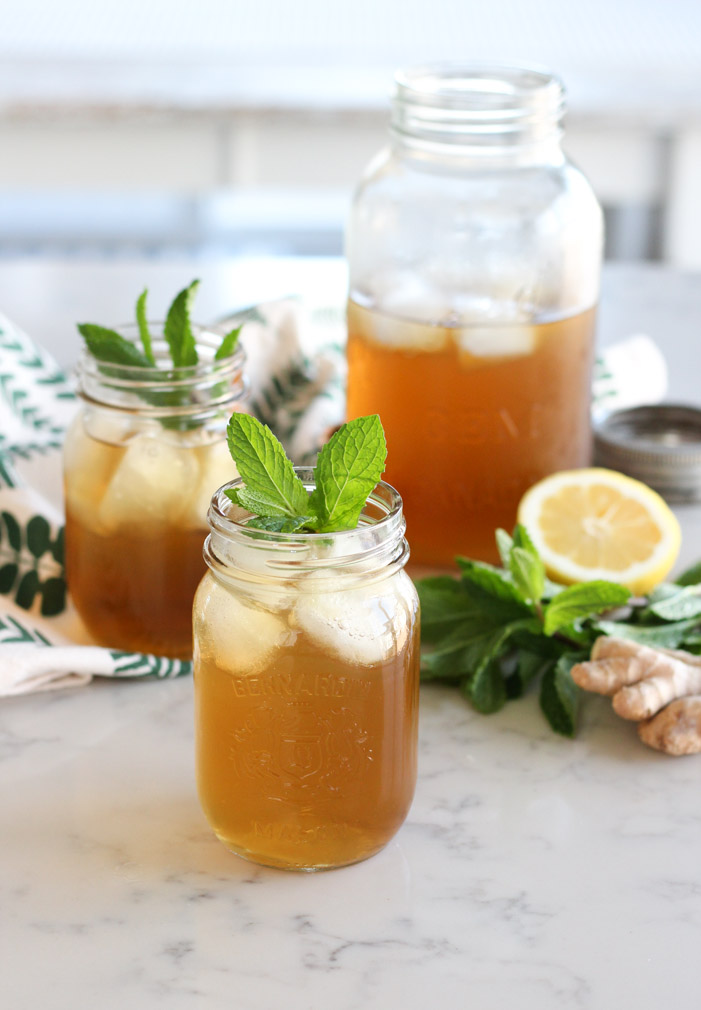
<box><xmin>638</xmin><ymin>696</ymin><xmax>701</xmax><ymax>755</ymax></box>
<box><xmin>571</xmin><ymin>636</ymin><xmax>701</xmax><ymax>755</ymax></box>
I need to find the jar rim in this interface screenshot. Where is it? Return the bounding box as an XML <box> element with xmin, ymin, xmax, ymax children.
<box><xmin>209</xmin><ymin>469</ymin><xmax>404</xmax><ymax>544</ymax></box>
<box><xmin>204</xmin><ymin>467</ymin><xmax>408</xmax><ymax>585</ymax></box>
<box><xmin>76</xmin><ymin>322</ymin><xmax>248</xmax><ymax>418</ymax></box>
<box><xmin>391</xmin><ymin>62</ymin><xmax>565</xmax><ymax>149</ymax></box>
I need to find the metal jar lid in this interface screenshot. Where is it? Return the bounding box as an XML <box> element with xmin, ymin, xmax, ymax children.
<box><xmin>594</xmin><ymin>404</ymin><xmax>701</xmax><ymax>504</ymax></box>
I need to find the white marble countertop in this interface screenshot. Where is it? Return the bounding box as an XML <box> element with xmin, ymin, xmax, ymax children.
<box><xmin>2</xmin><ymin>263</ymin><xmax>701</xmax><ymax>1010</ymax></box>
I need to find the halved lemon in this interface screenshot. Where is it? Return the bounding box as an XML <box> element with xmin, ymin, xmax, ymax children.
<box><xmin>517</xmin><ymin>468</ymin><xmax>681</xmax><ymax>595</ymax></box>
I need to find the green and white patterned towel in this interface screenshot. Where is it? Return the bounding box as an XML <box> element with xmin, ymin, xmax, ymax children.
<box><xmin>0</xmin><ymin>300</ymin><xmax>345</xmax><ymax>696</ymax></box>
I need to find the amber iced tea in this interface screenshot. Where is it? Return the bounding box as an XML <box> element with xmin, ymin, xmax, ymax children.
<box><xmin>194</xmin><ymin>564</ymin><xmax>419</xmax><ymax>871</ymax></box>
<box><xmin>346</xmin><ymin>300</ymin><xmax>595</xmax><ymax>565</ymax></box>
<box><xmin>64</xmin><ymin>416</ymin><xmax>235</xmax><ymax>658</ymax></box>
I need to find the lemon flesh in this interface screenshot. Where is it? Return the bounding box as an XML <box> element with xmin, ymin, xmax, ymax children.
<box><xmin>517</xmin><ymin>468</ymin><xmax>681</xmax><ymax>595</ymax></box>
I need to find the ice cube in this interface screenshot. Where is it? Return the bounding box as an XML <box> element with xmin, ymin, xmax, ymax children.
<box><xmin>63</xmin><ymin>415</ymin><xmax>122</xmax><ymax>525</ymax></box>
<box><xmin>184</xmin><ymin>438</ymin><xmax>239</xmax><ymax>529</ymax></box>
<box><xmin>361</xmin><ymin>275</ymin><xmax>450</xmax><ymax>351</ymax></box>
<box><xmin>97</xmin><ymin>434</ymin><xmax>199</xmax><ymax>531</ymax></box>
<box><xmin>194</xmin><ymin>573</ymin><xmax>293</xmax><ymax>674</ymax></box>
<box><xmin>292</xmin><ymin>570</ymin><xmax>417</xmax><ymax>666</ymax></box>
<box><xmin>455</xmin><ymin>324</ymin><xmax>536</xmax><ymax>360</ymax></box>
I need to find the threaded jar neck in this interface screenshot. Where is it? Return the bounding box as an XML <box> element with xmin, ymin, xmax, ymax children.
<box><xmin>205</xmin><ymin>469</ymin><xmax>409</xmax><ymax>589</ymax></box>
<box><xmin>391</xmin><ymin>63</ymin><xmax>565</xmax><ymax>156</ymax></box>
<box><xmin>76</xmin><ymin>323</ymin><xmax>248</xmax><ymax>421</ymax></box>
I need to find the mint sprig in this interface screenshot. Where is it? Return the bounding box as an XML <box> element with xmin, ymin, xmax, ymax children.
<box><xmin>77</xmin><ymin>279</ymin><xmax>244</xmax><ymax>368</ymax></box>
<box><xmin>419</xmin><ymin>527</ymin><xmax>701</xmax><ymax>737</ymax></box>
<box><xmin>223</xmin><ymin>413</ymin><xmax>387</xmax><ymax>534</ymax></box>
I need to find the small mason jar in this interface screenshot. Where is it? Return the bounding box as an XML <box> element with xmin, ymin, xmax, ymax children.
<box><xmin>64</xmin><ymin>326</ymin><xmax>247</xmax><ymax>659</ymax></box>
<box><xmin>346</xmin><ymin>64</ymin><xmax>603</xmax><ymax>565</ymax></box>
<box><xmin>193</xmin><ymin>472</ymin><xmax>420</xmax><ymax>871</ymax></box>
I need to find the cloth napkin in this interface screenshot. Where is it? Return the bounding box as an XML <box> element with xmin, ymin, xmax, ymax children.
<box><xmin>0</xmin><ymin>305</ymin><xmax>665</xmax><ymax>697</ymax></box>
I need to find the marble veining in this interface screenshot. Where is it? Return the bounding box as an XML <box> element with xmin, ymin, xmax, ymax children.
<box><xmin>2</xmin><ymin>673</ymin><xmax>701</xmax><ymax>1010</ymax></box>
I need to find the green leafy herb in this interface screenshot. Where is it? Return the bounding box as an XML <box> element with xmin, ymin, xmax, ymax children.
<box><xmin>215</xmin><ymin>324</ymin><xmax>243</xmax><ymax>360</ymax></box>
<box><xmin>417</xmin><ymin>524</ymin><xmax>701</xmax><ymax>738</ymax></box>
<box><xmin>543</xmin><ymin>581</ymin><xmax>630</xmax><ymax>636</ymax></box>
<box><xmin>222</xmin><ymin>413</ymin><xmax>387</xmax><ymax>535</ymax></box>
<box><xmin>78</xmin><ymin>278</ymin><xmax>245</xmax><ymax>370</ymax></box>
<box><xmin>308</xmin><ymin>414</ymin><xmax>387</xmax><ymax>532</ymax></box>
<box><xmin>225</xmin><ymin>414</ymin><xmax>310</xmax><ymax>519</ymax></box>
<box><xmin>76</xmin><ymin>324</ymin><xmax>151</xmax><ymax>367</ymax></box>
<box><xmin>135</xmin><ymin>289</ymin><xmax>155</xmax><ymax>364</ymax></box>
<box><xmin>676</xmin><ymin>560</ymin><xmax>701</xmax><ymax>587</ymax></box>
<box><xmin>164</xmin><ymin>279</ymin><xmax>200</xmax><ymax>367</ymax></box>
<box><xmin>539</xmin><ymin>653</ymin><xmax>586</xmax><ymax>737</ymax></box>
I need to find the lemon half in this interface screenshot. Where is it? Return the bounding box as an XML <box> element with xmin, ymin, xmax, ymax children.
<box><xmin>517</xmin><ymin>468</ymin><xmax>681</xmax><ymax>595</ymax></box>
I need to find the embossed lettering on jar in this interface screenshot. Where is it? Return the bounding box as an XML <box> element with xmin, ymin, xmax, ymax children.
<box><xmin>193</xmin><ymin>474</ymin><xmax>420</xmax><ymax>871</ymax></box>
<box><xmin>346</xmin><ymin>65</ymin><xmax>603</xmax><ymax>565</ymax></box>
<box><xmin>64</xmin><ymin>327</ymin><xmax>247</xmax><ymax>659</ymax></box>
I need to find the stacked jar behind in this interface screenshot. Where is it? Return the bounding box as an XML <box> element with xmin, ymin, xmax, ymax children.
<box><xmin>64</xmin><ymin>326</ymin><xmax>247</xmax><ymax>659</ymax></box>
<box><xmin>346</xmin><ymin>65</ymin><xmax>603</xmax><ymax>566</ymax></box>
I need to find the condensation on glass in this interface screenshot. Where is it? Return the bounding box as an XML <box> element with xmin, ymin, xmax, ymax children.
<box><xmin>346</xmin><ymin>65</ymin><xmax>604</xmax><ymax>565</ymax></box>
<box><xmin>193</xmin><ymin>473</ymin><xmax>420</xmax><ymax>871</ymax></box>
<box><xmin>63</xmin><ymin>326</ymin><xmax>247</xmax><ymax>659</ymax></box>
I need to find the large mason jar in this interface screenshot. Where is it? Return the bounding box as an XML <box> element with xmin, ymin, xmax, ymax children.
<box><xmin>64</xmin><ymin>326</ymin><xmax>247</xmax><ymax>659</ymax></box>
<box><xmin>346</xmin><ymin>65</ymin><xmax>603</xmax><ymax>566</ymax></box>
<box><xmin>194</xmin><ymin>473</ymin><xmax>420</xmax><ymax>871</ymax></box>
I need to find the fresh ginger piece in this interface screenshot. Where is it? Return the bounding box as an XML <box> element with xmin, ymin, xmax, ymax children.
<box><xmin>572</xmin><ymin>637</ymin><xmax>680</xmax><ymax>696</ymax></box>
<box><xmin>638</xmin><ymin>696</ymin><xmax>701</xmax><ymax>755</ymax></box>
<box><xmin>612</xmin><ymin>657</ymin><xmax>701</xmax><ymax>720</ymax></box>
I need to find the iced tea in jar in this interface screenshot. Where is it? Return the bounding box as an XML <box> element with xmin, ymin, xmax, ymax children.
<box><xmin>194</xmin><ymin>473</ymin><xmax>419</xmax><ymax>870</ymax></box>
<box><xmin>64</xmin><ymin>327</ymin><xmax>247</xmax><ymax>658</ymax></box>
<box><xmin>346</xmin><ymin>65</ymin><xmax>603</xmax><ymax>565</ymax></box>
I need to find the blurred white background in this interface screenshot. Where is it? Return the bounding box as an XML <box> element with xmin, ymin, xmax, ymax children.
<box><xmin>0</xmin><ymin>0</ymin><xmax>700</xmax><ymax>264</ymax></box>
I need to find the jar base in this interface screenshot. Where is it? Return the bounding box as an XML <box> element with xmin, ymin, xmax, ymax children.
<box><xmin>214</xmin><ymin>832</ymin><xmax>389</xmax><ymax>873</ymax></box>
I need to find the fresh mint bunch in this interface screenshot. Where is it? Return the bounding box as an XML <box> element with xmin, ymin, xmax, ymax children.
<box><xmin>77</xmin><ymin>279</ymin><xmax>243</xmax><ymax>367</ymax></box>
<box><xmin>419</xmin><ymin>535</ymin><xmax>701</xmax><ymax>737</ymax></box>
<box><xmin>224</xmin><ymin>413</ymin><xmax>387</xmax><ymax>534</ymax></box>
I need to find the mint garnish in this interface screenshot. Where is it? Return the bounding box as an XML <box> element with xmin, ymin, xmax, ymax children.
<box><xmin>163</xmin><ymin>279</ymin><xmax>199</xmax><ymax>367</ymax></box>
<box><xmin>214</xmin><ymin>324</ymin><xmax>243</xmax><ymax>360</ymax></box>
<box><xmin>77</xmin><ymin>278</ymin><xmax>244</xmax><ymax>368</ymax></box>
<box><xmin>224</xmin><ymin>413</ymin><xmax>387</xmax><ymax>534</ymax></box>
<box><xmin>135</xmin><ymin>289</ymin><xmax>155</xmax><ymax>365</ymax></box>
<box><xmin>76</xmin><ymin>324</ymin><xmax>152</xmax><ymax>367</ymax></box>
<box><xmin>308</xmin><ymin>414</ymin><xmax>387</xmax><ymax>532</ymax></box>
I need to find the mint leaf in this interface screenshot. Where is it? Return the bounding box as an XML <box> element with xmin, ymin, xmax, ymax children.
<box><xmin>77</xmin><ymin>324</ymin><xmax>151</xmax><ymax>367</ymax></box>
<box><xmin>509</xmin><ymin>545</ymin><xmax>545</xmax><ymax>602</ymax></box>
<box><xmin>495</xmin><ymin>528</ymin><xmax>514</xmax><ymax>569</ymax></box>
<box><xmin>456</xmin><ymin>558</ymin><xmax>528</xmax><ymax>608</ymax></box>
<box><xmin>164</xmin><ymin>279</ymin><xmax>200</xmax><ymax>367</ymax></box>
<box><xmin>512</xmin><ymin>523</ymin><xmax>539</xmax><ymax>556</ymax></box>
<box><xmin>135</xmin><ymin>289</ymin><xmax>155</xmax><ymax>365</ymax></box>
<box><xmin>225</xmin><ymin>486</ymin><xmax>290</xmax><ymax>517</ymax></box>
<box><xmin>505</xmin><ymin>651</ymin><xmax>555</xmax><ymax>699</ymax></box>
<box><xmin>309</xmin><ymin>415</ymin><xmax>387</xmax><ymax>532</ymax></box>
<box><xmin>595</xmin><ymin>617</ymin><xmax>701</xmax><ymax>648</ymax></box>
<box><xmin>675</xmin><ymin>560</ymin><xmax>701</xmax><ymax>587</ymax></box>
<box><xmin>247</xmin><ymin>515</ymin><xmax>312</xmax><ymax>532</ymax></box>
<box><xmin>539</xmin><ymin>652</ymin><xmax>585</xmax><ymax>737</ymax></box>
<box><xmin>226</xmin><ymin>414</ymin><xmax>311</xmax><ymax>519</ymax></box>
<box><xmin>215</xmin><ymin>324</ymin><xmax>242</xmax><ymax>360</ymax></box>
<box><xmin>465</xmin><ymin>658</ymin><xmax>506</xmax><ymax>714</ymax></box>
<box><xmin>647</xmin><ymin>585</ymin><xmax>701</xmax><ymax>621</ymax></box>
<box><xmin>543</xmin><ymin>581</ymin><xmax>630</xmax><ymax>636</ymax></box>
<box><xmin>416</xmin><ymin>576</ymin><xmax>478</xmax><ymax>644</ymax></box>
